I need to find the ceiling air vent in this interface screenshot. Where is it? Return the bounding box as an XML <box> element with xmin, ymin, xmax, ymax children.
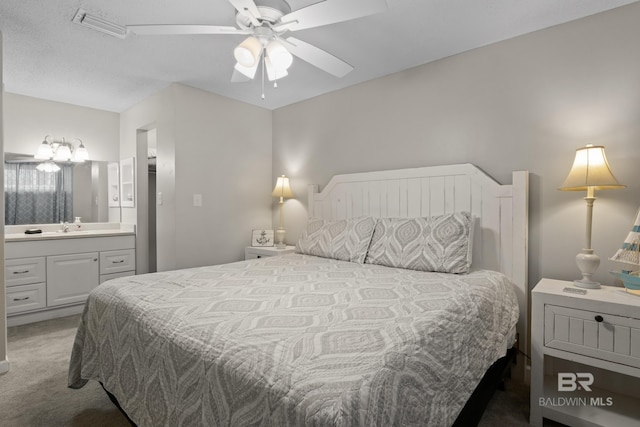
<box><xmin>72</xmin><ymin>9</ymin><xmax>127</xmax><ymax>39</ymax></box>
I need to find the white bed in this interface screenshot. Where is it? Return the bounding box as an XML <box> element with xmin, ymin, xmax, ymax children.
<box><xmin>308</xmin><ymin>163</ymin><xmax>528</xmax><ymax>349</ymax></box>
<box><xmin>68</xmin><ymin>163</ymin><xmax>528</xmax><ymax>426</ymax></box>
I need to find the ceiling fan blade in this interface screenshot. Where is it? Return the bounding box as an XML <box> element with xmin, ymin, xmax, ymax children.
<box><xmin>127</xmin><ymin>24</ymin><xmax>250</xmax><ymax>35</ymax></box>
<box><xmin>274</xmin><ymin>0</ymin><xmax>388</xmax><ymax>32</ymax></box>
<box><xmin>281</xmin><ymin>37</ymin><xmax>353</xmax><ymax>78</ymax></box>
<box><xmin>228</xmin><ymin>0</ymin><xmax>262</xmax><ymax>27</ymax></box>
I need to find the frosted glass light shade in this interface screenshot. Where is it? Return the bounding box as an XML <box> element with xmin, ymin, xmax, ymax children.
<box><xmin>266</xmin><ymin>40</ymin><xmax>293</xmax><ymax>71</ymax></box>
<box><xmin>559</xmin><ymin>145</ymin><xmax>624</xmax><ymax>191</ymax></box>
<box><xmin>35</xmin><ymin>139</ymin><xmax>53</xmax><ymax>159</ymax></box>
<box><xmin>265</xmin><ymin>57</ymin><xmax>288</xmax><ymax>81</ymax></box>
<box><xmin>271</xmin><ymin>175</ymin><xmax>294</xmax><ymax>199</ymax></box>
<box><xmin>72</xmin><ymin>141</ymin><xmax>89</xmax><ymax>163</ymax></box>
<box><xmin>234</xmin><ymin>36</ymin><xmax>262</xmax><ymax>67</ymax></box>
<box><xmin>235</xmin><ymin>61</ymin><xmax>259</xmax><ymax>79</ymax></box>
<box><xmin>53</xmin><ymin>144</ymin><xmax>72</xmax><ymax>161</ymax></box>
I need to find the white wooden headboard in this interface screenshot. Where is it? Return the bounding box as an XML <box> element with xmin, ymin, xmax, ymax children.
<box><xmin>309</xmin><ymin>163</ymin><xmax>529</xmax><ymax>352</ymax></box>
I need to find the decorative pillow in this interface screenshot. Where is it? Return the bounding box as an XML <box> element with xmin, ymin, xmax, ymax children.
<box><xmin>364</xmin><ymin>212</ymin><xmax>474</xmax><ymax>274</ymax></box>
<box><xmin>295</xmin><ymin>216</ymin><xmax>377</xmax><ymax>263</ymax></box>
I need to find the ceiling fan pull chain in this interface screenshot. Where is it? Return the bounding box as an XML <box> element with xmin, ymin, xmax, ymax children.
<box><xmin>261</xmin><ymin>53</ymin><xmax>266</xmax><ymax>100</ymax></box>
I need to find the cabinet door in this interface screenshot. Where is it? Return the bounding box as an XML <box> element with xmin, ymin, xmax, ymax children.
<box><xmin>47</xmin><ymin>252</ymin><xmax>99</xmax><ymax>307</ymax></box>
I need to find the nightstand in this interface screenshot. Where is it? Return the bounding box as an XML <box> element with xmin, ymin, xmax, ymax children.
<box><xmin>244</xmin><ymin>246</ymin><xmax>295</xmax><ymax>260</ymax></box>
<box><xmin>530</xmin><ymin>278</ymin><xmax>640</xmax><ymax>427</ymax></box>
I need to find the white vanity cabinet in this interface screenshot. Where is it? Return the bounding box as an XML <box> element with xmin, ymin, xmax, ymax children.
<box><xmin>47</xmin><ymin>252</ymin><xmax>100</xmax><ymax>307</ymax></box>
<box><xmin>5</xmin><ymin>257</ymin><xmax>47</xmax><ymax>315</ymax></box>
<box><xmin>5</xmin><ymin>233</ymin><xmax>135</xmax><ymax>326</ymax></box>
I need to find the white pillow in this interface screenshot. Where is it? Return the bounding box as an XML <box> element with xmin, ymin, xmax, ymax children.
<box><xmin>364</xmin><ymin>212</ymin><xmax>473</xmax><ymax>273</ymax></box>
<box><xmin>295</xmin><ymin>216</ymin><xmax>377</xmax><ymax>263</ymax></box>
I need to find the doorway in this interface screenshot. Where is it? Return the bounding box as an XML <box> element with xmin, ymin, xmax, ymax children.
<box><xmin>147</xmin><ymin>130</ymin><xmax>157</xmax><ymax>273</ymax></box>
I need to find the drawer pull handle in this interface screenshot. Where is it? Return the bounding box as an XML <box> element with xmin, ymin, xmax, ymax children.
<box><xmin>13</xmin><ymin>297</ymin><xmax>30</xmax><ymax>301</ymax></box>
<box><xmin>595</xmin><ymin>315</ymin><xmax>604</xmax><ymax>323</ymax></box>
<box><xmin>12</xmin><ymin>270</ymin><xmax>29</xmax><ymax>274</ymax></box>
<box><xmin>112</xmin><ymin>259</ymin><xmax>125</xmax><ymax>264</ymax></box>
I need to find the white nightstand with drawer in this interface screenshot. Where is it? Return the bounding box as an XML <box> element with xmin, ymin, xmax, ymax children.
<box><xmin>530</xmin><ymin>278</ymin><xmax>640</xmax><ymax>427</ymax></box>
<box><xmin>244</xmin><ymin>246</ymin><xmax>295</xmax><ymax>260</ymax></box>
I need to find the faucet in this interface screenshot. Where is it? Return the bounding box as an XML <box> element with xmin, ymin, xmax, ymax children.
<box><xmin>59</xmin><ymin>221</ymin><xmax>70</xmax><ymax>233</ymax></box>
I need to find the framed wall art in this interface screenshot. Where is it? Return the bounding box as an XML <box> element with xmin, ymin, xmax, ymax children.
<box><xmin>251</xmin><ymin>229</ymin><xmax>274</xmax><ymax>247</ymax></box>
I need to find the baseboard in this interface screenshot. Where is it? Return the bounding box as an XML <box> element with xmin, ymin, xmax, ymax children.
<box><xmin>7</xmin><ymin>304</ymin><xmax>84</xmax><ymax>327</ymax></box>
<box><xmin>0</xmin><ymin>358</ymin><xmax>10</xmax><ymax>374</ymax></box>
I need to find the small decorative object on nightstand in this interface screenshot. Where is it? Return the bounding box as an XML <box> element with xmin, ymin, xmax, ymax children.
<box><xmin>530</xmin><ymin>278</ymin><xmax>640</xmax><ymax>427</ymax></box>
<box><xmin>251</xmin><ymin>229</ymin><xmax>274</xmax><ymax>247</ymax></box>
<box><xmin>244</xmin><ymin>245</ymin><xmax>295</xmax><ymax>260</ymax></box>
<box><xmin>610</xmin><ymin>207</ymin><xmax>640</xmax><ymax>296</ymax></box>
<box><xmin>272</xmin><ymin>175</ymin><xmax>294</xmax><ymax>249</ymax></box>
<box><xmin>559</xmin><ymin>145</ymin><xmax>624</xmax><ymax>289</ymax></box>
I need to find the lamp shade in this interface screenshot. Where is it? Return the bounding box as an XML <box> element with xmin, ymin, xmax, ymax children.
<box><xmin>266</xmin><ymin>40</ymin><xmax>293</xmax><ymax>71</ymax></box>
<box><xmin>272</xmin><ymin>175</ymin><xmax>294</xmax><ymax>199</ymax></box>
<box><xmin>234</xmin><ymin>36</ymin><xmax>262</xmax><ymax>68</ymax></box>
<box><xmin>559</xmin><ymin>145</ymin><xmax>625</xmax><ymax>191</ymax></box>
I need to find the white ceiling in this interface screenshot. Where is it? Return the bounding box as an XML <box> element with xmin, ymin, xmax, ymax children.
<box><xmin>1</xmin><ymin>0</ymin><xmax>637</xmax><ymax>112</ymax></box>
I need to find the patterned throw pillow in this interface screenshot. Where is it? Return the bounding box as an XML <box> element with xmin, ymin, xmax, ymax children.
<box><xmin>295</xmin><ymin>216</ymin><xmax>377</xmax><ymax>263</ymax></box>
<box><xmin>364</xmin><ymin>212</ymin><xmax>473</xmax><ymax>273</ymax></box>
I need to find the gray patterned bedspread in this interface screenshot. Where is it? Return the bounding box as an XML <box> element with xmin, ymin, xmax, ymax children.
<box><xmin>69</xmin><ymin>254</ymin><xmax>518</xmax><ymax>427</ymax></box>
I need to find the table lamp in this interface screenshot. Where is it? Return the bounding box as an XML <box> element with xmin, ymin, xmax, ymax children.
<box><xmin>559</xmin><ymin>144</ymin><xmax>625</xmax><ymax>288</ymax></box>
<box><xmin>272</xmin><ymin>175</ymin><xmax>294</xmax><ymax>249</ymax></box>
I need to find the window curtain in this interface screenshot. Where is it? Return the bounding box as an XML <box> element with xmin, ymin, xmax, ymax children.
<box><xmin>4</xmin><ymin>163</ymin><xmax>74</xmax><ymax>225</ymax></box>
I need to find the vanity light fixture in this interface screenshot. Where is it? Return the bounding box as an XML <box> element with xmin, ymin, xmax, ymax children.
<box><xmin>559</xmin><ymin>144</ymin><xmax>625</xmax><ymax>288</ymax></box>
<box><xmin>35</xmin><ymin>135</ymin><xmax>90</xmax><ymax>166</ymax></box>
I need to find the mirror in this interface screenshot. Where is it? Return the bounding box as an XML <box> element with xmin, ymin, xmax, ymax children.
<box><xmin>4</xmin><ymin>153</ymin><xmax>121</xmax><ymax>225</ymax></box>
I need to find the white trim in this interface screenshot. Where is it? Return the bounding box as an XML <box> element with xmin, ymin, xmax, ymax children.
<box><xmin>309</xmin><ymin>163</ymin><xmax>529</xmax><ymax>356</ymax></box>
<box><xmin>7</xmin><ymin>304</ymin><xmax>84</xmax><ymax>327</ymax></box>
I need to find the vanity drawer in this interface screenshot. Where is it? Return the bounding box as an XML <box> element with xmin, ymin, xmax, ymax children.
<box><xmin>5</xmin><ymin>257</ymin><xmax>46</xmax><ymax>287</ymax></box>
<box><xmin>6</xmin><ymin>283</ymin><xmax>46</xmax><ymax>315</ymax></box>
<box><xmin>544</xmin><ymin>304</ymin><xmax>640</xmax><ymax>369</ymax></box>
<box><xmin>100</xmin><ymin>249</ymin><xmax>136</xmax><ymax>275</ymax></box>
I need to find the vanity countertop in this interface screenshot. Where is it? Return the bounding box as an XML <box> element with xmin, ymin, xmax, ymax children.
<box><xmin>5</xmin><ymin>223</ymin><xmax>136</xmax><ymax>242</ymax></box>
<box><xmin>5</xmin><ymin>229</ymin><xmax>135</xmax><ymax>242</ymax></box>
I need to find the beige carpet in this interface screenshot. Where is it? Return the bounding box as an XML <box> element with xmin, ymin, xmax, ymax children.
<box><xmin>1</xmin><ymin>315</ymin><xmax>538</xmax><ymax>427</ymax></box>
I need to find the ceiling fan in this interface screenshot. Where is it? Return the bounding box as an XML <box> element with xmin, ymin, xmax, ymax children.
<box><xmin>127</xmin><ymin>0</ymin><xmax>389</xmax><ymax>87</ymax></box>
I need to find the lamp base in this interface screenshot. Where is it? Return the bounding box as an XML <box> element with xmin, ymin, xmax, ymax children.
<box><xmin>275</xmin><ymin>227</ymin><xmax>286</xmax><ymax>249</ymax></box>
<box><xmin>574</xmin><ymin>249</ymin><xmax>601</xmax><ymax>289</ymax></box>
<box><xmin>573</xmin><ymin>279</ymin><xmax>601</xmax><ymax>289</ymax></box>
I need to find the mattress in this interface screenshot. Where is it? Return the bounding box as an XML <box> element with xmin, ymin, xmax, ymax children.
<box><xmin>68</xmin><ymin>253</ymin><xmax>519</xmax><ymax>426</ymax></box>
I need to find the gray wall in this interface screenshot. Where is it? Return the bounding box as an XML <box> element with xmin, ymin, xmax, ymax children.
<box><xmin>120</xmin><ymin>84</ymin><xmax>273</xmax><ymax>272</ymax></box>
<box><xmin>272</xmin><ymin>3</ymin><xmax>640</xmax><ymax>289</ymax></box>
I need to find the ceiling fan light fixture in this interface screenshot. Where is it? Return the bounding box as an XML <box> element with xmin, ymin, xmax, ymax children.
<box><xmin>265</xmin><ymin>57</ymin><xmax>288</xmax><ymax>81</ymax></box>
<box><xmin>235</xmin><ymin>61</ymin><xmax>259</xmax><ymax>79</ymax></box>
<box><xmin>266</xmin><ymin>40</ymin><xmax>293</xmax><ymax>71</ymax></box>
<box><xmin>234</xmin><ymin>36</ymin><xmax>262</xmax><ymax>67</ymax></box>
